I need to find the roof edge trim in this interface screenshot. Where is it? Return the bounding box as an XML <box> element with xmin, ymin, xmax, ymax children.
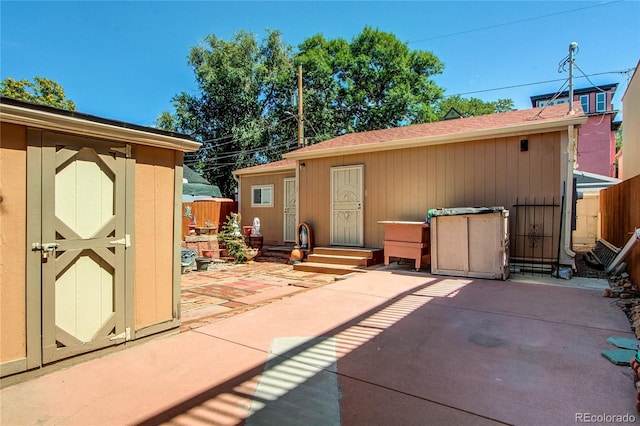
<box><xmin>233</xmin><ymin>163</ymin><xmax>297</xmax><ymax>177</ymax></box>
<box><xmin>0</xmin><ymin>103</ymin><xmax>201</xmax><ymax>152</ymax></box>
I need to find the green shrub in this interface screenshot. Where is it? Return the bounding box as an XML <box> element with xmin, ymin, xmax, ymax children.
<box><xmin>218</xmin><ymin>214</ymin><xmax>248</xmax><ymax>263</ymax></box>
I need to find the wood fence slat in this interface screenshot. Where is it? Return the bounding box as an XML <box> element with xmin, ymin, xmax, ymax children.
<box><xmin>600</xmin><ymin>174</ymin><xmax>640</xmax><ymax>285</ymax></box>
<box><xmin>181</xmin><ymin>200</ymin><xmax>238</xmax><ymax>238</ymax></box>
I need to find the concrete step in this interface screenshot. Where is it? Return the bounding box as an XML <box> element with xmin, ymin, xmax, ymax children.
<box><xmin>307</xmin><ymin>254</ymin><xmax>369</xmax><ymax>266</ymax></box>
<box><xmin>258</xmin><ymin>245</ymin><xmax>294</xmax><ymax>263</ymax></box>
<box><xmin>292</xmin><ymin>262</ymin><xmax>366</xmax><ymax>275</ymax></box>
<box><xmin>312</xmin><ymin>247</ymin><xmax>384</xmax><ymax>266</ymax></box>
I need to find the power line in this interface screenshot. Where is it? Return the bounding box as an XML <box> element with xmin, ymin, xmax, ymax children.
<box><xmin>193</xmin><ymin>114</ymin><xmax>298</xmax><ymax>147</ymax></box>
<box><xmin>574</xmin><ymin>63</ymin><xmax>611</xmax><ymax>94</ymax></box>
<box><xmin>185</xmin><ymin>139</ymin><xmax>296</xmax><ymax>166</ymax></box>
<box><xmin>447</xmin><ymin>68</ymin><xmax>634</xmax><ymax>97</ymax></box>
<box><xmin>409</xmin><ymin>1</ymin><xmax>622</xmax><ymax>44</ymax></box>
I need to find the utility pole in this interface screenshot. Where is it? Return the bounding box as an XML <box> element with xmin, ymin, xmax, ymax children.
<box><xmin>568</xmin><ymin>42</ymin><xmax>578</xmax><ymax>114</ymax></box>
<box><xmin>297</xmin><ymin>65</ymin><xmax>304</xmax><ymax>147</ymax></box>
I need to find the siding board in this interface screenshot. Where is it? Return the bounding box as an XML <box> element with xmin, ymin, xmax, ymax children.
<box><xmin>505</xmin><ymin>137</ymin><xmax>519</xmax><ymax>207</ymax></box>
<box><xmin>474</xmin><ymin>142</ymin><xmax>485</xmax><ymax>206</ymax></box>
<box><xmin>291</xmin><ymin>131</ymin><xmax>564</xmax><ymax>252</ymax></box>
<box><xmin>530</xmin><ymin>134</ymin><xmax>543</xmax><ymax>198</ymax></box>
<box><xmin>494</xmin><ymin>138</ymin><xmax>508</xmax><ymax>208</ymax></box>
<box><xmin>134</xmin><ymin>146</ymin><xmax>175</xmax><ymax>328</ymax></box>
<box><xmin>426</xmin><ymin>146</ymin><xmax>438</xmax><ymax>211</ymax></box>
<box><xmin>436</xmin><ymin>145</ymin><xmax>447</xmax><ymax>208</ymax></box>
<box><xmin>408</xmin><ymin>148</ymin><xmax>420</xmax><ymax>216</ymax></box>
<box><xmin>0</xmin><ymin>123</ymin><xmax>27</xmax><ymax>364</ymax></box>
<box><xmin>484</xmin><ymin>140</ymin><xmax>496</xmax><ymax>206</ymax></box>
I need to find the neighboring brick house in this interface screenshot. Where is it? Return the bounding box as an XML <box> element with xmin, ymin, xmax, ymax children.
<box><xmin>531</xmin><ymin>84</ymin><xmax>620</xmax><ymax>177</ymax></box>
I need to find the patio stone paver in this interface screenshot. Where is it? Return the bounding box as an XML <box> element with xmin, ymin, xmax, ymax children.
<box><xmin>186</xmin><ymin>283</ymin><xmax>256</xmax><ymax>300</ymax></box>
<box><xmin>178</xmin><ymin>260</ymin><xmax>340</xmax><ymax>330</ymax></box>
<box><xmin>180</xmin><ymin>291</ymin><xmax>227</xmax><ymax>310</ymax></box>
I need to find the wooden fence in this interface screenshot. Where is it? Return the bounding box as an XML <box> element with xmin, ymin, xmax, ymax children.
<box><xmin>181</xmin><ymin>199</ymin><xmax>237</xmax><ymax>239</ymax></box>
<box><xmin>600</xmin><ymin>174</ymin><xmax>640</xmax><ymax>284</ymax></box>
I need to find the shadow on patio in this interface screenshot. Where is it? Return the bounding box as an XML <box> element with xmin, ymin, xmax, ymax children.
<box><xmin>138</xmin><ymin>268</ymin><xmax>634</xmax><ymax>426</ymax></box>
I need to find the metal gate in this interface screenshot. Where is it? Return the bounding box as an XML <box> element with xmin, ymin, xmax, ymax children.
<box><xmin>511</xmin><ymin>197</ymin><xmax>560</xmax><ymax>275</ymax></box>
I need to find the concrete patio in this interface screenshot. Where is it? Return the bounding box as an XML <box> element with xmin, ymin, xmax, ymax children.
<box><xmin>1</xmin><ymin>261</ymin><xmax>637</xmax><ymax>425</ymax></box>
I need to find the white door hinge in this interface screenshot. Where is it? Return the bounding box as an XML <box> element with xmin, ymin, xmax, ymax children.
<box><xmin>110</xmin><ymin>327</ymin><xmax>131</xmax><ymax>341</ymax></box>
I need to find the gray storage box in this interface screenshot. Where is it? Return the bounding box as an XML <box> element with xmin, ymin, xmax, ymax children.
<box><xmin>430</xmin><ymin>207</ymin><xmax>509</xmax><ymax>280</ymax></box>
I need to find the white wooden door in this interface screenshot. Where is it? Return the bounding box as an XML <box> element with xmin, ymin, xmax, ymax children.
<box><xmin>41</xmin><ymin>132</ymin><xmax>128</xmax><ymax>363</ymax></box>
<box><xmin>330</xmin><ymin>165</ymin><xmax>364</xmax><ymax>246</ymax></box>
<box><xmin>284</xmin><ymin>178</ymin><xmax>297</xmax><ymax>242</ymax></box>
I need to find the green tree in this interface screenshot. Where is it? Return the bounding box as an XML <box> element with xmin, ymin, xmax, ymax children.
<box><xmin>158</xmin><ymin>30</ymin><xmax>296</xmax><ymax>196</ymax></box>
<box><xmin>297</xmin><ymin>27</ymin><xmax>445</xmax><ymax>137</ymax></box>
<box><xmin>435</xmin><ymin>95</ymin><xmax>514</xmax><ymax>119</ymax></box>
<box><xmin>616</xmin><ymin>124</ymin><xmax>622</xmax><ymax>152</ymax></box>
<box><xmin>0</xmin><ymin>76</ymin><xmax>76</xmax><ymax>111</ymax></box>
<box><xmin>160</xmin><ymin>27</ymin><xmax>514</xmax><ymax>194</ymax></box>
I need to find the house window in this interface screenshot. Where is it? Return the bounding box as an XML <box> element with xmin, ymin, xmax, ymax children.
<box><xmin>251</xmin><ymin>185</ymin><xmax>273</xmax><ymax>207</ymax></box>
<box><xmin>580</xmin><ymin>95</ymin><xmax>589</xmax><ymax>113</ymax></box>
<box><xmin>596</xmin><ymin>92</ymin><xmax>606</xmax><ymax>112</ymax></box>
<box><xmin>536</xmin><ymin>97</ymin><xmax>568</xmax><ymax>107</ymax></box>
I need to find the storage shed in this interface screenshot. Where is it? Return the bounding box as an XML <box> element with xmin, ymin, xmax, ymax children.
<box><xmin>0</xmin><ymin>97</ymin><xmax>200</xmax><ymax>379</ymax></box>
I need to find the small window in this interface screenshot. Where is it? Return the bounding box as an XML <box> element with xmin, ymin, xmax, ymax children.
<box><xmin>251</xmin><ymin>185</ymin><xmax>273</xmax><ymax>207</ymax></box>
<box><xmin>580</xmin><ymin>95</ymin><xmax>589</xmax><ymax>113</ymax></box>
<box><xmin>596</xmin><ymin>92</ymin><xmax>606</xmax><ymax>112</ymax></box>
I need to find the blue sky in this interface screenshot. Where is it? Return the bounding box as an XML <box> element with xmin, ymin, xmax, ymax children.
<box><xmin>1</xmin><ymin>1</ymin><xmax>638</xmax><ymax>127</ymax></box>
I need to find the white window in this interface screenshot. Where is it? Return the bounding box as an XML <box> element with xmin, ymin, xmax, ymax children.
<box><xmin>580</xmin><ymin>95</ymin><xmax>589</xmax><ymax>113</ymax></box>
<box><xmin>596</xmin><ymin>92</ymin><xmax>606</xmax><ymax>112</ymax></box>
<box><xmin>251</xmin><ymin>185</ymin><xmax>274</xmax><ymax>207</ymax></box>
<box><xmin>536</xmin><ymin>97</ymin><xmax>568</xmax><ymax>107</ymax></box>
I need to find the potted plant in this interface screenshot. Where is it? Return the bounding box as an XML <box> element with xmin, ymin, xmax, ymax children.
<box><xmin>218</xmin><ymin>214</ymin><xmax>257</xmax><ymax>263</ymax></box>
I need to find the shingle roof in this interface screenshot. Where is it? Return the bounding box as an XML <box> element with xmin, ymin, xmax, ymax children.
<box><xmin>286</xmin><ymin>104</ymin><xmax>585</xmax><ymax>158</ymax></box>
<box><xmin>233</xmin><ymin>104</ymin><xmax>586</xmax><ymax>175</ymax></box>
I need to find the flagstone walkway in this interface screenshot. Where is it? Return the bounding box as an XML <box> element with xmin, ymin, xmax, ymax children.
<box><xmin>180</xmin><ymin>260</ymin><xmax>339</xmax><ymax>331</ymax></box>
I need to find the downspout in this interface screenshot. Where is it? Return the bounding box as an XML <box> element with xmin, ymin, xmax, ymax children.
<box><xmin>562</xmin><ymin>124</ymin><xmax>577</xmax><ymax>262</ymax></box>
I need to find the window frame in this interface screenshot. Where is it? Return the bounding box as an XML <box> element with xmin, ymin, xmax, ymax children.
<box><xmin>579</xmin><ymin>94</ymin><xmax>589</xmax><ymax>113</ymax></box>
<box><xmin>251</xmin><ymin>184</ymin><xmax>274</xmax><ymax>208</ymax></box>
<box><xmin>595</xmin><ymin>92</ymin><xmax>606</xmax><ymax>112</ymax></box>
